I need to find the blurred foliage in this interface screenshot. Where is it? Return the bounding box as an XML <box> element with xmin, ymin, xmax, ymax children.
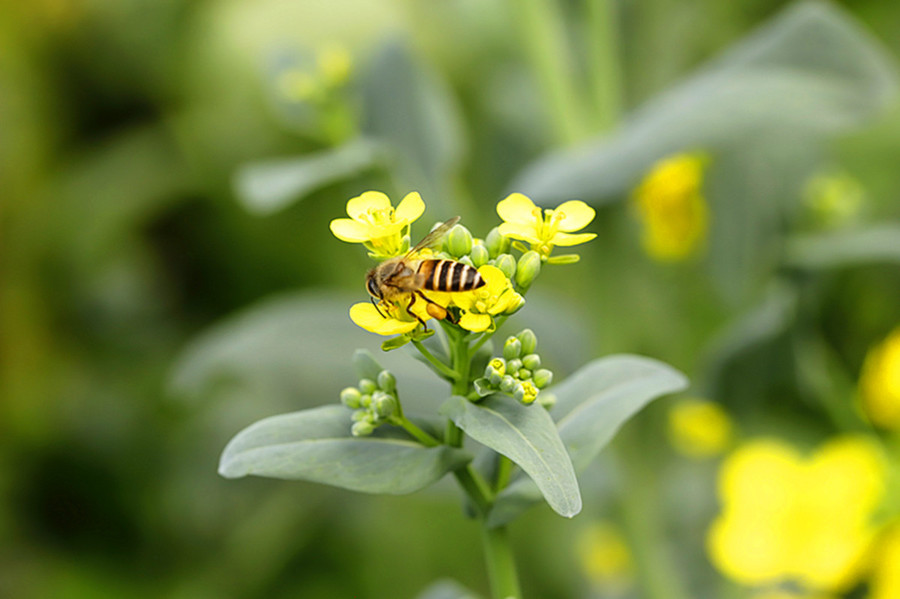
<box><xmin>2</xmin><ymin>0</ymin><xmax>900</xmax><ymax>598</ymax></box>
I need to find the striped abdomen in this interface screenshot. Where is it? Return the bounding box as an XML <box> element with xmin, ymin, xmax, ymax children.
<box><xmin>419</xmin><ymin>259</ymin><xmax>484</xmax><ymax>292</ymax></box>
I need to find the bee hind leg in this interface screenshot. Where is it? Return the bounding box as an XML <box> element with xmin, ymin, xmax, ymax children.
<box><xmin>405</xmin><ymin>293</ymin><xmax>429</xmax><ymax>329</ymax></box>
<box><xmin>415</xmin><ymin>291</ymin><xmax>456</xmax><ymax>324</ymax></box>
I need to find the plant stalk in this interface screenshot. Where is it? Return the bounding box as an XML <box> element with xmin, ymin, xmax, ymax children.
<box><xmin>481</xmin><ymin>524</ymin><xmax>522</xmax><ymax>599</ymax></box>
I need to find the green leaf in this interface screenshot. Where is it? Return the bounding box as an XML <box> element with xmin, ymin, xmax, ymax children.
<box><xmin>784</xmin><ymin>225</ymin><xmax>900</xmax><ymax>269</ymax></box>
<box><xmin>511</xmin><ymin>1</ymin><xmax>898</xmax><ymax>205</ymax></box>
<box><xmin>486</xmin><ymin>355</ymin><xmax>686</xmax><ymax>527</ymax></box>
<box><xmin>441</xmin><ymin>395</ymin><xmax>581</xmax><ymax>519</ymax></box>
<box><xmin>352</xmin><ymin>349</ymin><xmax>384</xmax><ymax>381</ymax></box>
<box><xmin>232</xmin><ymin>138</ymin><xmax>382</xmax><ymax>215</ymax></box>
<box><xmin>220</xmin><ymin>405</ymin><xmax>471</xmax><ymax>494</ymax></box>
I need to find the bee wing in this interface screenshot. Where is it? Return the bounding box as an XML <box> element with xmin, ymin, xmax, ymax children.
<box><xmin>406</xmin><ymin>217</ymin><xmax>461</xmax><ymax>256</ymax></box>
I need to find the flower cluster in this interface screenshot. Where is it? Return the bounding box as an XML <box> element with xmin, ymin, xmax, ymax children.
<box><xmin>708</xmin><ymin>436</ymin><xmax>886</xmax><ymax>593</ymax></box>
<box><xmin>339</xmin><ymin>369</ymin><xmax>400</xmax><ymax>437</ymax></box>
<box><xmin>330</xmin><ymin>191</ymin><xmax>596</xmax><ymax>344</ymax></box>
<box><xmin>632</xmin><ymin>152</ymin><xmax>709</xmax><ymax>262</ymax></box>
<box><xmin>474</xmin><ymin>330</ymin><xmax>554</xmax><ymax>405</ymax></box>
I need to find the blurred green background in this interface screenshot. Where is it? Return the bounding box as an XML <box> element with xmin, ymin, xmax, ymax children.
<box><xmin>3</xmin><ymin>0</ymin><xmax>900</xmax><ymax>598</ymax></box>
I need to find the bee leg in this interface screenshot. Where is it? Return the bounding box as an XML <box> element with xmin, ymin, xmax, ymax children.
<box><xmin>416</xmin><ymin>291</ymin><xmax>455</xmax><ymax>324</ymax></box>
<box><xmin>406</xmin><ymin>293</ymin><xmax>428</xmax><ymax>329</ymax></box>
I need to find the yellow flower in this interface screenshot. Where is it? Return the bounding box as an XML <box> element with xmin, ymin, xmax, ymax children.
<box><xmin>317</xmin><ymin>43</ymin><xmax>352</xmax><ymax>88</ymax></box>
<box><xmin>632</xmin><ymin>152</ymin><xmax>708</xmax><ymax>262</ymax></box>
<box><xmin>446</xmin><ymin>265</ymin><xmax>524</xmax><ymax>333</ymax></box>
<box><xmin>858</xmin><ymin>327</ymin><xmax>900</xmax><ymax>430</ymax></box>
<box><xmin>707</xmin><ymin>437</ymin><xmax>885</xmax><ymax>593</ymax></box>
<box><xmin>870</xmin><ymin>524</ymin><xmax>900</xmax><ymax>599</ymax></box>
<box><xmin>496</xmin><ymin>193</ymin><xmax>596</xmax><ymax>257</ymax></box>
<box><xmin>576</xmin><ymin>521</ymin><xmax>633</xmax><ymax>591</ymax></box>
<box><xmin>348</xmin><ymin>298</ymin><xmax>434</xmax><ymax>336</ymax></box>
<box><xmin>330</xmin><ymin>191</ymin><xmax>425</xmax><ymax>258</ymax></box>
<box><xmin>667</xmin><ymin>399</ymin><xmax>733</xmax><ymax>458</ymax></box>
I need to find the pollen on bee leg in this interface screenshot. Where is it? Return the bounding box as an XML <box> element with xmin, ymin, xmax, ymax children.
<box><xmin>426</xmin><ymin>302</ymin><xmax>447</xmax><ymax>320</ymax></box>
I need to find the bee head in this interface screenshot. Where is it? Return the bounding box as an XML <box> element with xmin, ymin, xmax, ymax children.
<box><xmin>365</xmin><ymin>271</ymin><xmax>382</xmax><ymax>299</ymax></box>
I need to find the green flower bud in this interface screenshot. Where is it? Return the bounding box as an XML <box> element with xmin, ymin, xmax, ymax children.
<box><xmin>458</xmin><ymin>255</ymin><xmax>475</xmax><ymax>268</ymax></box>
<box><xmin>518</xmin><ymin>368</ymin><xmax>531</xmax><ymax>380</ymax></box>
<box><xmin>515</xmin><ymin>250</ymin><xmax>542</xmax><ymax>288</ymax></box>
<box><xmin>512</xmin><ymin>383</ymin><xmax>526</xmax><ymax>403</ymax></box>
<box><xmin>359</xmin><ymin>378</ymin><xmax>377</xmax><ymax>394</ymax></box>
<box><xmin>533</xmin><ymin>368</ymin><xmax>553</xmax><ymax>389</ymax></box>
<box><xmin>537</xmin><ymin>392</ymin><xmax>557</xmax><ymax>409</ymax></box>
<box><xmin>373</xmin><ymin>393</ymin><xmax>396</xmax><ymax>419</ymax></box>
<box><xmin>489</xmin><ymin>369</ymin><xmax>503</xmax><ymax>386</ymax></box>
<box><xmin>352</xmin><ymin>408</ymin><xmax>370</xmax><ymax>422</ymax></box>
<box><xmin>470</xmin><ymin>243</ymin><xmax>490</xmax><ymax>267</ymax></box>
<box><xmin>377</xmin><ymin>370</ymin><xmax>396</xmax><ymax>392</ymax></box>
<box><xmin>503</xmin><ymin>337</ymin><xmax>522</xmax><ymax>360</ymax></box>
<box><xmin>499</xmin><ymin>375</ymin><xmax>517</xmax><ymax>394</ymax></box>
<box><xmin>485</xmin><ymin>227</ymin><xmax>510</xmax><ymax>257</ymax></box>
<box><xmin>520</xmin><ymin>381</ymin><xmax>539</xmax><ymax>404</ymax></box>
<box><xmin>504</xmin><ymin>292</ymin><xmax>526</xmax><ymax>315</ymax></box>
<box><xmin>340</xmin><ymin>387</ymin><xmax>361</xmax><ymax>408</ymax></box>
<box><xmin>351</xmin><ymin>421</ymin><xmax>376</xmax><ymax>437</ymax></box>
<box><xmin>507</xmin><ymin>358</ymin><xmax>523</xmax><ymax>374</ymax></box>
<box><xmin>494</xmin><ymin>254</ymin><xmax>517</xmax><ymax>279</ymax></box>
<box><xmin>522</xmin><ymin>353</ymin><xmax>541</xmax><ymax>370</ymax></box>
<box><xmin>517</xmin><ymin>329</ymin><xmax>537</xmax><ymax>355</ymax></box>
<box><xmin>446</xmin><ymin>224</ymin><xmax>473</xmax><ymax>257</ymax></box>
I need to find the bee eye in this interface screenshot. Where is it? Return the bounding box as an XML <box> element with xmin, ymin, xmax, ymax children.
<box><xmin>367</xmin><ymin>278</ymin><xmax>381</xmax><ymax>298</ymax></box>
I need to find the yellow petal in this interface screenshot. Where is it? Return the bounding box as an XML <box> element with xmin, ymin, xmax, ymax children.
<box><xmin>330</xmin><ymin>218</ymin><xmax>372</xmax><ymax>242</ymax></box>
<box><xmin>449</xmin><ymin>289</ymin><xmax>477</xmax><ymax>310</ymax></box>
<box><xmin>477</xmin><ymin>264</ymin><xmax>510</xmax><ymax>294</ymax></box>
<box><xmin>395</xmin><ymin>191</ymin><xmax>425</xmax><ymax>224</ymax></box>
<box><xmin>349</xmin><ymin>303</ymin><xmax>418</xmax><ymax>336</ymax></box>
<box><xmin>497</xmin><ymin>222</ymin><xmax>541</xmax><ymax>245</ymax></box>
<box><xmin>554</xmin><ymin>200</ymin><xmax>596</xmax><ymax>231</ymax></box>
<box><xmin>550</xmin><ymin>232</ymin><xmax>597</xmax><ymax>247</ymax></box>
<box><xmin>497</xmin><ymin>192</ymin><xmax>538</xmax><ymax>224</ymax></box>
<box><xmin>346</xmin><ymin>191</ymin><xmax>391</xmax><ymax>220</ymax></box>
<box><xmin>459</xmin><ymin>312</ymin><xmax>492</xmax><ymax>332</ymax></box>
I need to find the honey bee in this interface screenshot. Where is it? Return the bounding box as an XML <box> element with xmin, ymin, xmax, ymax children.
<box><xmin>365</xmin><ymin>217</ymin><xmax>485</xmax><ymax>326</ymax></box>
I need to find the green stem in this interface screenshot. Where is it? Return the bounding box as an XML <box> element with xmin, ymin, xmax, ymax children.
<box><xmin>454</xmin><ymin>466</ymin><xmax>494</xmax><ymax>515</ymax></box>
<box><xmin>584</xmin><ymin>0</ymin><xmax>623</xmax><ymax>132</ymax></box>
<box><xmin>481</xmin><ymin>524</ymin><xmax>522</xmax><ymax>599</ymax></box>
<box><xmin>494</xmin><ymin>455</ymin><xmax>514</xmax><ymax>492</ymax></box>
<box><xmin>392</xmin><ymin>415</ymin><xmax>440</xmax><ymax>447</ymax></box>
<box><xmin>412</xmin><ymin>339</ymin><xmax>458</xmax><ymax>380</ymax></box>
<box><xmin>512</xmin><ymin>0</ymin><xmax>588</xmax><ymax>144</ymax></box>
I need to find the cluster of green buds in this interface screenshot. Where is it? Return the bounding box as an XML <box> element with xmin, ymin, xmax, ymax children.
<box><xmin>340</xmin><ymin>369</ymin><xmax>399</xmax><ymax>436</ymax></box>
<box><xmin>440</xmin><ymin>224</ymin><xmax>542</xmax><ymax>291</ymax></box>
<box><xmin>474</xmin><ymin>329</ymin><xmax>554</xmax><ymax>406</ymax></box>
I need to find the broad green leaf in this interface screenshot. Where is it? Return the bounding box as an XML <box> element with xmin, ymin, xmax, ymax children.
<box><xmin>220</xmin><ymin>405</ymin><xmax>471</xmax><ymax>494</ymax></box>
<box><xmin>353</xmin><ymin>349</ymin><xmax>384</xmax><ymax>381</ymax></box>
<box><xmin>487</xmin><ymin>355</ymin><xmax>686</xmax><ymax>527</ymax></box>
<box><xmin>416</xmin><ymin>580</ymin><xmax>482</xmax><ymax>599</ymax></box>
<box><xmin>441</xmin><ymin>395</ymin><xmax>581</xmax><ymax>518</ymax></box>
<box><xmin>511</xmin><ymin>1</ymin><xmax>898</xmax><ymax>205</ymax></box>
<box><xmin>784</xmin><ymin>225</ymin><xmax>900</xmax><ymax>268</ymax></box>
<box><xmin>232</xmin><ymin>139</ymin><xmax>382</xmax><ymax>215</ymax></box>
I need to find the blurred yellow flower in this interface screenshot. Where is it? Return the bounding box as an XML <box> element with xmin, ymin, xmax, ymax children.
<box><xmin>749</xmin><ymin>591</ymin><xmax>837</xmax><ymax>599</ymax></box>
<box><xmin>708</xmin><ymin>437</ymin><xmax>885</xmax><ymax>593</ymax></box>
<box><xmin>496</xmin><ymin>193</ymin><xmax>596</xmax><ymax>258</ymax></box>
<box><xmin>859</xmin><ymin>327</ymin><xmax>900</xmax><ymax>430</ymax></box>
<box><xmin>870</xmin><ymin>524</ymin><xmax>900</xmax><ymax>599</ymax></box>
<box><xmin>330</xmin><ymin>191</ymin><xmax>425</xmax><ymax>258</ymax></box>
<box><xmin>279</xmin><ymin>43</ymin><xmax>353</xmax><ymax>102</ymax></box>
<box><xmin>667</xmin><ymin>399</ymin><xmax>733</xmax><ymax>458</ymax></box>
<box><xmin>632</xmin><ymin>152</ymin><xmax>708</xmax><ymax>262</ymax></box>
<box><xmin>803</xmin><ymin>171</ymin><xmax>864</xmax><ymax>229</ymax></box>
<box><xmin>576</xmin><ymin>521</ymin><xmax>633</xmax><ymax>591</ymax></box>
<box><xmin>442</xmin><ymin>265</ymin><xmax>524</xmax><ymax>333</ymax></box>
<box><xmin>317</xmin><ymin>44</ymin><xmax>353</xmax><ymax>88</ymax></box>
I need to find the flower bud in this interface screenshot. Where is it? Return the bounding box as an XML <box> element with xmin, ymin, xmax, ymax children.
<box><xmin>520</xmin><ymin>381</ymin><xmax>539</xmax><ymax>404</ymax></box>
<box><xmin>470</xmin><ymin>243</ymin><xmax>490</xmax><ymax>267</ymax></box>
<box><xmin>352</xmin><ymin>408</ymin><xmax>370</xmax><ymax>422</ymax></box>
<box><xmin>517</xmin><ymin>329</ymin><xmax>537</xmax><ymax>355</ymax></box>
<box><xmin>488</xmin><ymin>357</ymin><xmax>507</xmax><ymax>376</ymax></box>
<box><xmin>358</xmin><ymin>378</ymin><xmax>377</xmax><ymax>394</ymax></box>
<box><xmin>522</xmin><ymin>353</ymin><xmax>541</xmax><ymax>370</ymax></box>
<box><xmin>515</xmin><ymin>250</ymin><xmax>542</xmax><ymax>288</ymax></box>
<box><xmin>537</xmin><ymin>392</ymin><xmax>557</xmax><ymax>409</ymax></box>
<box><xmin>503</xmin><ymin>337</ymin><xmax>522</xmax><ymax>360</ymax></box>
<box><xmin>373</xmin><ymin>393</ymin><xmax>396</xmax><ymax>419</ymax></box>
<box><xmin>473</xmin><ymin>378</ymin><xmax>493</xmax><ymax>397</ymax></box>
<box><xmin>503</xmin><ymin>292</ymin><xmax>526</xmax><ymax>315</ymax></box>
<box><xmin>507</xmin><ymin>358</ymin><xmax>523</xmax><ymax>374</ymax></box>
<box><xmin>340</xmin><ymin>387</ymin><xmax>361</xmax><ymax>408</ymax></box>
<box><xmin>517</xmin><ymin>368</ymin><xmax>531</xmax><ymax>380</ymax></box>
<box><xmin>485</xmin><ymin>227</ymin><xmax>509</xmax><ymax>257</ymax></box>
<box><xmin>446</xmin><ymin>224</ymin><xmax>473</xmax><ymax>258</ymax></box>
<box><xmin>494</xmin><ymin>254</ymin><xmax>517</xmax><ymax>279</ymax></box>
<box><xmin>512</xmin><ymin>383</ymin><xmax>526</xmax><ymax>403</ymax></box>
<box><xmin>360</xmin><ymin>394</ymin><xmax>372</xmax><ymax>408</ymax></box>
<box><xmin>351</xmin><ymin>421</ymin><xmax>376</xmax><ymax>437</ymax></box>
<box><xmin>499</xmin><ymin>375</ymin><xmax>517</xmax><ymax>394</ymax></box>
<box><xmin>458</xmin><ymin>255</ymin><xmax>475</xmax><ymax>268</ymax></box>
<box><xmin>533</xmin><ymin>368</ymin><xmax>553</xmax><ymax>389</ymax></box>
<box><xmin>377</xmin><ymin>370</ymin><xmax>396</xmax><ymax>393</ymax></box>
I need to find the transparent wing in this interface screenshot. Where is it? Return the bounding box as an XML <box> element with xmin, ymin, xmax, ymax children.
<box><xmin>406</xmin><ymin>217</ymin><xmax>460</xmax><ymax>256</ymax></box>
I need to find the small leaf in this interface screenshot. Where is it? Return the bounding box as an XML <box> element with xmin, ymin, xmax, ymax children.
<box><xmin>382</xmin><ymin>335</ymin><xmax>412</xmax><ymax>351</ymax></box>
<box><xmin>487</xmin><ymin>355</ymin><xmax>686</xmax><ymax>527</ymax></box>
<box><xmin>784</xmin><ymin>225</ymin><xmax>900</xmax><ymax>269</ymax></box>
<box><xmin>441</xmin><ymin>395</ymin><xmax>581</xmax><ymax>518</ymax></box>
<box><xmin>220</xmin><ymin>405</ymin><xmax>471</xmax><ymax>495</ymax></box>
<box><xmin>233</xmin><ymin>138</ymin><xmax>382</xmax><ymax>215</ymax></box>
